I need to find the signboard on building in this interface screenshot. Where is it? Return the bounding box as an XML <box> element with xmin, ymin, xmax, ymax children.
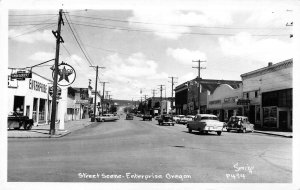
<box><xmin>237</xmin><ymin>99</ymin><xmax>250</xmax><ymax>105</ymax></box>
<box><xmin>75</xmin><ymin>100</ymin><xmax>90</xmax><ymax>104</ymax></box>
<box><xmin>11</xmin><ymin>69</ymin><xmax>32</xmax><ymax>80</ymax></box>
<box><xmin>209</xmin><ymin>100</ymin><xmax>221</xmax><ymax>105</ymax></box>
<box><xmin>224</xmin><ymin>96</ymin><xmax>238</xmax><ymax>103</ymax></box>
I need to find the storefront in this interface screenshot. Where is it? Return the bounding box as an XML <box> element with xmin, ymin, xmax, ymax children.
<box><xmin>207</xmin><ymin>84</ymin><xmax>243</xmax><ymax>122</ymax></box>
<box><xmin>8</xmin><ymin>71</ymin><xmax>59</xmax><ymax>125</ymax></box>
<box><xmin>241</xmin><ymin>59</ymin><xmax>293</xmax><ymax>131</ymax></box>
<box><xmin>262</xmin><ymin>88</ymin><xmax>292</xmax><ymax>130</ymax></box>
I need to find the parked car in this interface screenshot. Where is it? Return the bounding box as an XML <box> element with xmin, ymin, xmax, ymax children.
<box><xmin>154</xmin><ymin>115</ymin><xmax>160</xmax><ymax>120</ymax></box>
<box><xmin>226</xmin><ymin>116</ymin><xmax>254</xmax><ymax>133</ymax></box>
<box><xmin>96</xmin><ymin>114</ymin><xmax>119</xmax><ymax>122</ymax></box>
<box><xmin>178</xmin><ymin>115</ymin><xmax>195</xmax><ymax>125</ymax></box>
<box><xmin>125</xmin><ymin>113</ymin><xmax>134</xmax><ymax>120</ymax></box>
<box><xmin>158</xmin><ymin>114</ymin><xmax>175</xmax><ymax>126</ymax></box>
<box><xmin>136</xmin><ymin>113</ymin><xmax>143</xmax><ymax>118</ymax></box>
<box><xmin>187</xmin><ymin>114</ymin><xmax>224</xmax><ymax>136</ymax></box>
<box><xmin>7</xmin><ymin>111</ymin><xmax>33</xmax><ymax>130</ymax></box>
<box><xmin>173</xmin><ymin>115</ymin><xmax>185</xmax><ymax>123</ymax></box>
<box><xmin>143</xmin><ymin>114</ymin><xmax>152</xmax><ymax>121</ymax></box>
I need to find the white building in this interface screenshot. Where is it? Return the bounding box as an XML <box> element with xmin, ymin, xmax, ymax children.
<box><xmin>241</xmin><ymin>59</ymin><xmax>293</xmax><ymax>131</ymax></box>
<box><xmin>7</xmin><ymin>71</ymin><xmax>59</xmax><ymax>125</ymax></box>
<box><xmin>207</xmin><ymin>84</ymin><xmax>243</xmax><ymax>121</ymax></box>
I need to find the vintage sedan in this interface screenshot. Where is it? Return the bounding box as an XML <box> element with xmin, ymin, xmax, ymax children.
<box><xmin>187</xmin><ymin>114</ymin><xmax>224</xmax><ymax>136</ymax></box>
<box><xmin>96</xmin><ymin>114</ymin><xmax>119</xmax><ymax>122</ymax></box>
<box><xmin>173</xmin><ymin>115</ymin><xmax>185</xmax><ymax>123</ymax></box>
<box><xmin>226</xmin><ymin>116</ymin><xmax>254</xmax><ymax>133</ymax></box>
<box><xmin>158</xmin><ymin>114</ymin><xmax>175</xmax><ymax>126</ymax></box>
<box><xmin>178</xmin><ymin>115</ymin><xmax>195</xmax><ymax>125</ymax></box>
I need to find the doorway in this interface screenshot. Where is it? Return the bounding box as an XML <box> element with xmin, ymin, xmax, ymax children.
<box><xmin>13</xmin><ymin>96</ymin><xmax>25</xmax><ymax>115</ymax></box>
<box><xmin>279</xmin><ymin>111</ymin><xmax>288</xmax><ymax>131</ymax></box>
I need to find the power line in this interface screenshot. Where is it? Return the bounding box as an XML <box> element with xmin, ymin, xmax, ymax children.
<box><xmin>69</xmin><ymin>22</ymin><xmax>289</xmax><ymax>37</ymax></box>
<box><xmin>9</xmin><ymin>23</ymin><xmax>56</xmax><ymax>38</ymax></box>
<box><xmin>9</xmin><ymin>14</ymin><xmax>58</xmax><ymax>17</ymax></box>
<box><xmin>68</xmin><ymin>14</ymin><xmax>288</xmax><ymax>30</ymax></box>
<box><xmin>63</xmin><ymin>12</ymin><xmax>95</xmax><ymax>67</ymax></box>
<box><xmin>9</xmin><ymin>22</ymin><xmax>57</xmax><ymax>26</ymax></box>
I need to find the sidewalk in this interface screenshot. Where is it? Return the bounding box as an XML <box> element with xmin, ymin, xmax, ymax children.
<box><xmin>253</xmin><ymin>130</ymin><xmax>293</xmax><ymax>138</ymax></box>
<box><xmin>8</xmin><ymin>118</ymin><xmax>99</xmax><ymax>138</ymax></box>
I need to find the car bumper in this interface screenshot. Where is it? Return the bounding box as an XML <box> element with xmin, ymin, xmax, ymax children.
<box><xmin>203</xmin><ymin>126</ymin><xmax>223</xmax><ymax>131</ymax></box>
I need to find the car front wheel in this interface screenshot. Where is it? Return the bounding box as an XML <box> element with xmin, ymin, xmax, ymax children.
<box><xmin>217</xmin><ymin>131</ymin><xmax>222</xmax><ymax>136</ymax></box>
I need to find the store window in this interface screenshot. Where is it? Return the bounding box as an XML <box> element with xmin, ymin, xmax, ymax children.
<box><xmin>263</xmin><ymin>107</ymin><xmax>277</xmax><ymax>128</ymax></box>
<box><xmin>255</xmin><ymin>105</ymin><xmax>261</xmax><ymax>123</ymax></box>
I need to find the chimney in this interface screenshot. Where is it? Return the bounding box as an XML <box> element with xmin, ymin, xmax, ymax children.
<box><xmin>268</xmin><ymin>62</ymin><xmax>273</xmax><ymax>67</ymax></box>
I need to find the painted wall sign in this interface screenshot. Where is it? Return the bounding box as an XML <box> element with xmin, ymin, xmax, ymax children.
<box><xmin>29</xmin><ymin>79</ymin><xmax>47</xmax><ymax>93</ymax></box>
<box><xmin>52</xmin><ymin>62</ymin><xmax>76</xmax><ymax>86</ymax></box>
<box><xmin>224</xmin><ymin>96</ymin><xmax>238</xmax><ymax>103</ymax></box>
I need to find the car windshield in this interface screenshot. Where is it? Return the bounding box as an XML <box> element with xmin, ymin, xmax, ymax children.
<box><xmin>229</xmin><ymin>117</ymin><xmax>241</xmax><ymax>122</ymax></box>
<box><xmin>201</xmin><ymin>116</ymin><xmax>218</xmax><ymax>120</ymax></box>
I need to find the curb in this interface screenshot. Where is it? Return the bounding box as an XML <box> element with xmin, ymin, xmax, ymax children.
<box><xmin>8</xmin><ymin>121</ymin><xmax>100</xmax><ymax>138</ymax></box>
<box><xmin>253</xmin><ymin>130</ymin><xmax>292</xmax><ymax>138</ymax></box>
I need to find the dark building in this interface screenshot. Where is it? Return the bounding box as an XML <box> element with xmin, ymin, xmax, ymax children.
<box><xmin>174</xmin><ymin>78</ymin><xmax>242</xmax><ymax>115</ymax></box>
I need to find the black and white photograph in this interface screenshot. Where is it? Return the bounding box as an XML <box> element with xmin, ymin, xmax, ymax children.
<box><xmin>1</xmin><ymin>0</ymin><xmax>299</xmax><ymax>189</ymax></box>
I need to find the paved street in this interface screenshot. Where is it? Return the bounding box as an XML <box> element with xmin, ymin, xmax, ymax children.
<box><xmin>8</xmin><ymin>115</ymin><xmax>292</xmax><ymax>183</ymax></box>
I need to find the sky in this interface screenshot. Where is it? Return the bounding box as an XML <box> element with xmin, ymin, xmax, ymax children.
<box><xmin>6</xmin><ymin>0</ymin><xmax>296</xmax><ymax>101</ymax></box>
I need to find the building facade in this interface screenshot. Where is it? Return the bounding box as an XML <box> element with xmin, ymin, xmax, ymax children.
<box><xmin>241</xmin><ymin>59</ymin><xmax>293</xmax><ymax>131</ymax></box>
<box><xmin>7</xmin><ymin>71</ymin><xmax>59</xmax><ymax>125</ymax></box>
<box><xmin>174</xmin><ymin>78</ymin><xmax>242</xmax><ymax>115</ymax></box>
<box><xmin>207</xmin><ymin>84</ymin><xmax>244</xmax><ymax>122</ymax></box>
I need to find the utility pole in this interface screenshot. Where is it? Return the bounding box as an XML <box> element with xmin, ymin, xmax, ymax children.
<box><xmin>144</xmin><ymin>95</ymin><xmax>148</xmax><ymax>114</ymax></box>
<box><xmin>192</xmin><ymin>60</ymin><xmax>206</xmax><ymax>114</ymax></box>
<box><xmin>50</xmin><ymin>9</ymin><xmax>64</xmax><ymax>135</ymax></box>
<box><xmin>100</xmin><ymin>81</ymin><xmax>109</xmax><ymax>115</ymax></box>
<box><xmin>151</xmin><ymin>89</ymin><xmax>156</xmax><ymax>98</ymax></box>
<box><xmin>89</xmin><ymin>66</ymin><xmax>105</xmax><ymax>121</ymax></box>
<box><xmin>168</xmin><ymin>76</ymin><xmax>178</xmax><ymax>115</ymax></box>
<box><xmin>158</xmin><ymin>85</ymin><xmax>165</xmax><ymax>114</ymax></box>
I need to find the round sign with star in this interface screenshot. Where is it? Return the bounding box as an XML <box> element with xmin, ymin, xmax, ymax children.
<box><xmin>52</xmin><ymin>62</ymin><xmax>76</xmax><ymax>86</ymax></box>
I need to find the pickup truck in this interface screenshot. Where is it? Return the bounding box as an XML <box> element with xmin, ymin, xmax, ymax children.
<box><xmin>7</xmin><ymin>112</ymin><xmax>34</xmax><ymax>130</ymax></box>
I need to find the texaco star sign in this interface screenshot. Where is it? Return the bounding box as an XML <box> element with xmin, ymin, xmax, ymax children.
<box><xmin>52</xmin><ymin>62</ymin><xmax>76</xmax><ymax>86</ymax></box>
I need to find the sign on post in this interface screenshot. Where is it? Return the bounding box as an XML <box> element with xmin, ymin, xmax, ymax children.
<box><xmin>52</xmin><ymin>62</ymin><xmax>76</xmax><ymax>87</ymax></box>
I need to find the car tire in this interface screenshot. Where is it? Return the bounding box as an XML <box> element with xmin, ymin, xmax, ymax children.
<box><xmin>217</xmin><ymin>131</ymin><xmax>222</xmax><ymax>136</ymax></box>
<box><xmin>188</xmin><ymin>127</ymin><xmax>192</xmax><ymax>133</ymax></box>
<box><xmin>227</xmin><ymin>129</ymin><xmax>230</xmax><ymax>132</ymax></box>
<box><xmin>172</xmin><ymin>123</ymin><xmax>174</xmax><ymax>126</ymax></box>
<box><xmin>243</xmin><ymin>128</ymin><xmax>246</xmax><ymax>133</ymax></box>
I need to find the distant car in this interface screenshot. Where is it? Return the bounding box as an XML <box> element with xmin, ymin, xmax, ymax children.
<box><xmin>143</xmin><ymin>114</ymin><xmax>152</xmax><ymax>121</ymax></box>
<box><xmin>136</xmin><ymin>113</ymin><xmax>143</xmax><ymax>118</ymax></box>
<box><xmin>187</xmin><ymin>114</ymin><xmax>224</xmax><ymax>136</ymax></box>
<box><xmin>158</xmin><ymin>114</ymin><xmax>175</xmax><ymax>126</ymax></box>
<box><xmin>178</xmin><ymin>115</ymin><xmax>195</xmax><ymax>125</ymax></box>
<box><xmin>154</xmin><ymin>115</ymin><xmax>160</xmax><ymax>120</ymax></box>
<box><xmin>226</xmin><ymin>116</ymin><xmax>254</xmax><ymax>133</ymax></box>
<box><xmin>173</xmin><ymin>115</ymin><xmax>185</xmax><ymax>123</ymax></box>
<box><xmin>126</xmin><ymin>113</ymin><xmax>134</xmax><ymax>120</ymax></box>
<box><xmin>96</xmin><ymin>114</ymin><xmax>119</xmax><ymax>122</ymax></box>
